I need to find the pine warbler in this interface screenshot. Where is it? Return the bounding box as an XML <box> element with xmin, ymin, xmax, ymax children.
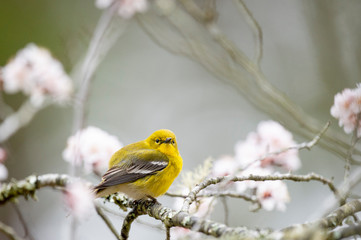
<box><xmin>94</xmin><ymin>129</ymin><xmax>183</xmax><ymax>200</ymax></box>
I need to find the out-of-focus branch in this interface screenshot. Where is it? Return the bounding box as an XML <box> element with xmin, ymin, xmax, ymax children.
<box><xmin>233</xmin><ymin>0</ymin><xmax>263</xmax><ymax>66</ymax></box>
<box><xmin>0</xmin><ymin>100</ymin><xmax>45</xmax><ymax>143</ymax></box>
<box><xmin>95</xmin><ymin>203</ymin><xmax>121</xmax><ymax>240</ymax></box>
<box><xmin>71</xmin><ymin>2</ymin><xmax>123</xmax><ymax>132</ymax></box>
<box><xmin>0</xmin><ymin>221</ymin><xmax>25</xmax><ymax>240</ymax></box>
<box><xmin>181</xmin><ymin>173</ymin><xmax>339</xmax><ymax>212</ymax></box>
<box><xmin>137</xmin><ymin>2</ymin><xmax>361</xmax><ymax>163</ymax></box>
<box><xmin>283</xmin><ymin>199</ymin><xmax>361</xmax><ymax>236</ymax></box>
<box><xmin>327</xmin><ymin>223</ymin><xmax>361</xmax><ymax>240</ymax></box>
<box><xmin>12</xmin><ymin>204</ymin><xmax>35</xmax><ymax>240</ymax></box>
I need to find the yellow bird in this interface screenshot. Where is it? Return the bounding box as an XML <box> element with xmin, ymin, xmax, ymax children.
<box><xmin>94</xmin><ymin>129</ymin><xmax>183</xmax><ymax>200</ymax></box>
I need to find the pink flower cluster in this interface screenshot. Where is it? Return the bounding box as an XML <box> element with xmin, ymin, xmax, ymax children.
<box><xmin>95</xmin><ymin>0</ymin><xmax>148</xmax><ymax>18</ymax></box>
<box><xmin>210</xmin><ymin>121</ymin><xmax>299</xmax><ymax>212</ymax></box>
<box><xmin>1</xmin><ymin>43</ymin><xmax>73</xmax><ymax>106</ymax></box>
<box><xmin>331</xmin><ymin>84</ymin><xmax>361</xmax><ymax>136</ymax></box>
<box><xmin>63</xmin><ymin>181</ymin><xmax>95</xmax><ymax>220</ymax></box>
<box><xmin>62</xmin><ymin>126</ymin><xmax>122</xmax><ymax>175</ymax></box>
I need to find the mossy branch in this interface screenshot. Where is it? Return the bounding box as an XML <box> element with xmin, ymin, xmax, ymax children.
<box><xmin>0</xmin><ymin>173</ymin><xmax>360</xmax><ymax>239</ymax></box>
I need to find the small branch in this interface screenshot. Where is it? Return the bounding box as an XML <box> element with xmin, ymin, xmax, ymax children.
<box><xmin>0</xmin><ymin>221</ymin><xmax>25</xmax><ymax>240</ymax></box>
<box><xmin>120</xmin><ymin>207</ymin><xmax>142</xmax><ymax>240</ymax></box>
<box><xmin>242</xmin><ymin>121</ymin><xmax>330</xmax><ymax>171</ymax></box>
<box><xmin>95</xmin><ymin>203</ymin><xmax>121</xmax><ymax>240</ymax></box>
<box><xmin>181</xmin><ymin>173</ymin><xmax>339</xmax><ymax>212</ymax></box>
<box><xmin>12</xmin><ymin>204</ymin><xmax>35</xmax><ymax>240</ymax></box>
<box><xmin>328</xmin><ymin>223</ymin><xmax>361</xmax><ymax>240</ymax></box>
<box><xmin>0</xmin><ymin>100</ymin><xmax>44</xmax><ymax>143</ymax></box>
<box><xmin>283</xmin><ymin>199</ymin><xmax>361</xmax><ymax>235</ymax></box>
<box><xmin>166</xmin><ymin>190</ymin><xmax>259</xmax><ymax>205</ymax></box>
<box><xmin>99</xmin><ymin>203</ymin><xmax>164</xmax><ymax>230</ymax></box>
<box><xmin>110</xmin><ymin>195</ymin><xmax>263</xmax><ymax>238</ymax></box>
<box><xmin>165</xmin><ymin>226</ymin><xmax>170</xmax><ymax>240</ymax></box>
<box><xmin>234</xmin><ymin>0</ymin><xmax>263</xmax><ymax>66</ymax></box>
<box><xmin>344</xmin><ymin>114</ymin><xmax>361</xmax><ymax>182</ymax></box>
<box><xmin>221</xmin><ymin>197</ymin><xmax>229</xmax><ymax>225</ymax></box>
<box><xmin>0</xmin><ymin>174</ymin><xmax>70</xmax><ymax>205</ymax></box>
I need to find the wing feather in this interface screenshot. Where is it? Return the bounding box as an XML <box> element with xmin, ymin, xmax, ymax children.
<box><xmin>94</xmin><ymin>150</ymin><xmax>168</xmax><ymax>192</ymax></box>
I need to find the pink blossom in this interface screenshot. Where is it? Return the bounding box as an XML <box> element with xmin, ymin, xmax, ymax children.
<box><xmin>95</xmin><ymin>0</ymin><xmax>148</xmax><ymax>18</ymax></box>
<box><xmin>1</xmin><ymin>43</ymin><xmax>73</xmax><ymax>106</ymax></box>
<box><xmin>62</xmin><ymin>126</ymin><xmax>122</xmax><ymax>175</ymax></box>
<box><xmin>211</xmin><ymin>155</ymin><xmax>238</xmax><ymax>177</ymax></box>
<box><xmin>235</xmin><ymin>121</ymin><xmax>301</xmax><ymax>171</ymax></box>
<box><xmin>64</xmin><ymin>181</ymin><xmax>95</xmax><ymax>220</ymax></box>
<box><xmin>256</xmin><ymin>180</ymin><xmax>290</xmax><ymax>211</ymax></box>
<box><xmin>331</xmin><ymin>84</ymin><xmax>361</xmax><ymax>136</ymax></box>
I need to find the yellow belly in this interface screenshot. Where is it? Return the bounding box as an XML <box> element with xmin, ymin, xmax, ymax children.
<box><xmin>131</xmin><ymin>155</ymin><xmax>183</xmax><ymax>198</ymax></box>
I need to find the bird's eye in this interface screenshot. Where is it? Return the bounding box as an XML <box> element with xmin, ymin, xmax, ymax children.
<box><xmin>171</xmin><ymin>140</ymin><xmax>175</xmax><ymax>144</ymax></box>
<box><xmin>155</xmin><ymin>139</ymin><xmax>160</xmax><ymax>144</ymax></box>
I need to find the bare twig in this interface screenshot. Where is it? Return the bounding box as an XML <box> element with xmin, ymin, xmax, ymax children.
<box><xmin>233</xmin><ymin>0</ymin><xmax>263</xmax><ymax>66</ymax></box>
<box><xmin>310</xmin><ymin>167</ymin><xmax>361</xmax><ymax>219</ymax></box>
<box><xmin>0</xmin><ymin>221</ymin><xmax>25</xmax><ymax>240</ymax></box>
<box><xmin>12</xmin><ymin>204</ymin><xmax>35</xmax><ymax>240</ymax></box>
<box><xmin>221</xmin><ymin>197</ymin><xmax>229</xmax><ymax>225</ymax></box>
<box><xmin>166</xmin><ymin>190</ymin><xmax>259</xmax><ymax>205</ymax></box>
<box><xmin>181</xmin><ymin>173</ymin><xmax>339</xmax><ymax>212</ymax></box>
<box><xmin>344</xmin><ymin>114</ymin><xmax>361</xmax><ymax>182</ymax></box>
<box><xmin>242</xmin><ymin>121</ymin><xmax>330</xmax><ymax>171</ymax></box>
<box><xmin>120</xmin><ymin>207</ymin><xmax>142</xmax><ymax>240</ymax></box>
<box><xmin>165</xmin><ymin>226</ymin><xmax>170</xmax><ymax>240</ymax></box>
<box><xmin>0</xmin><ymin>100</ymin><xmax>45</xmax><ymax>143</ymax></box>
<box><xmin>98</xmin><ymin>203</ymin><xmax>164</xmax><ymax>230</ymax></box>
<box><xmin>327</xmin><ymin>223</ymin><xmax>361</xmax><ymax>240</ymax></box>
<box><xmin>95</xmin><ymin>204</ymin><xmax>121</xmax><ymax>240</ymax></box>
<box><xmin>283</xmin><ymin>199</ymin><xmax>361</xmax><ymax>234</ymax></box>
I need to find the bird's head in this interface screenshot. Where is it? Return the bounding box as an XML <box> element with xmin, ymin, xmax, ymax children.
<box><xmin>146</xmin><ymin>129</ymin><xmax>179</xmax><ymax>156</ymax></box>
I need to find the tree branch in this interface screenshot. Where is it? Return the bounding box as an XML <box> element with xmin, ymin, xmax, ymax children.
<box><xmin>0</xmin><ymin>221</ymin><xmax>25</xmax><ymax>240</ymax></box>
<box><xmin>1</xmin><ymin>173</ymin><xmax>359</xmax><ymax>239</ymax></box>
<box><xmin>181</xmin><ymin>173</ymin><xmax>339</xmax><ymax>212</ymax></box>
<box><xmin>95</xmin><ymin>203</ymin><xmax>121</xmax><ymax>240</ymax></box>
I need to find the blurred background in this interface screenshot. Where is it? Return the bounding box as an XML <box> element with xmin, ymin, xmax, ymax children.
<box><xmin>1</xmin><ymin>0</ymin><xmax>361</xmax><ymax>239</ymax></box>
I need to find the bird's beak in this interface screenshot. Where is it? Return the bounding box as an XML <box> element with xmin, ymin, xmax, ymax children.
<box><xmin>164</xmin><ymin>137</ymin><xmax>172</xmax><ymax>144</ymax></box>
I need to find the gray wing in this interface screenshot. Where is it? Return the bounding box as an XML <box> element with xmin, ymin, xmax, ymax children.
<box><xmin>94</xmin><ymin>150</ymin><xmax>168</xmax><ymax>192</ymax></box>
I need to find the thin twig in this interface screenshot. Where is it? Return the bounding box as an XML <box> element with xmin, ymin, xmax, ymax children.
<box><xmin>234</xmin><ymin>0</ymin><xmax>263</xmax><ymax>66</ymax></box>
<box><xmin>98</xmin><ymin>203</ymin><xmax>164</xmax><ymax>230</ymax></box>
<box><xmin>243</xmin><ymin>121</ymin><xmax>330</xmax><ymax>171</ymax></box>
<box><xmin>69</xmin><ymin>3</ymin><xmax>121</xmax><ymax>239</ymax></box>
<box><xmin>344</xmin><ymin>114</ymin><xmax>361</xmax><ymax>182</ymax></box>
<box><xmin>165</xmin><ymin>226</ymin><xmax>170</xmax><ymax>240</ymax></box>
<box><xmin>283</xmin><ymin>199</ymin><xmax>361</xmax><ymax>234</ymax></box>
<box><xmin>327</xmin><ymin>223</ymin><xmax>361</xmax><ymax>240</ymax></box>
<box><xmin>166</xmin><ymin>191</ymin><xmax>259</xmax><ymax>204</ymax></box>
<box><xmin>0</xmin><ymin>221</ymin><xmax>25</xmax><ymax>240</ymax></box>
<box><xmin>120</xmin><ymin>207</ymin><xmax>141</xmax><ymax>240</ymax></box>
<box><xmin>181</xmin><ymin>173</ymin><xmax>339</xmax><ymax>212</ymax></box>
<box><xmin>0</xmin><ymin>100</ymin><xmax>44</xmax><ymax>143</ymax></box>
<box><xmin>12</xmin><ymin>204</ymin><xmax>35</xmax><ymax>240</ymax></box>
<box><xmin>221</xmin><ymin>197</ymin><xmax>229</xmax><ymax>225</ymax></box>
<box><xmin>95</xmin><ymin>204</ymin><xmax>121</xmax><ymax>240</ymax></box>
